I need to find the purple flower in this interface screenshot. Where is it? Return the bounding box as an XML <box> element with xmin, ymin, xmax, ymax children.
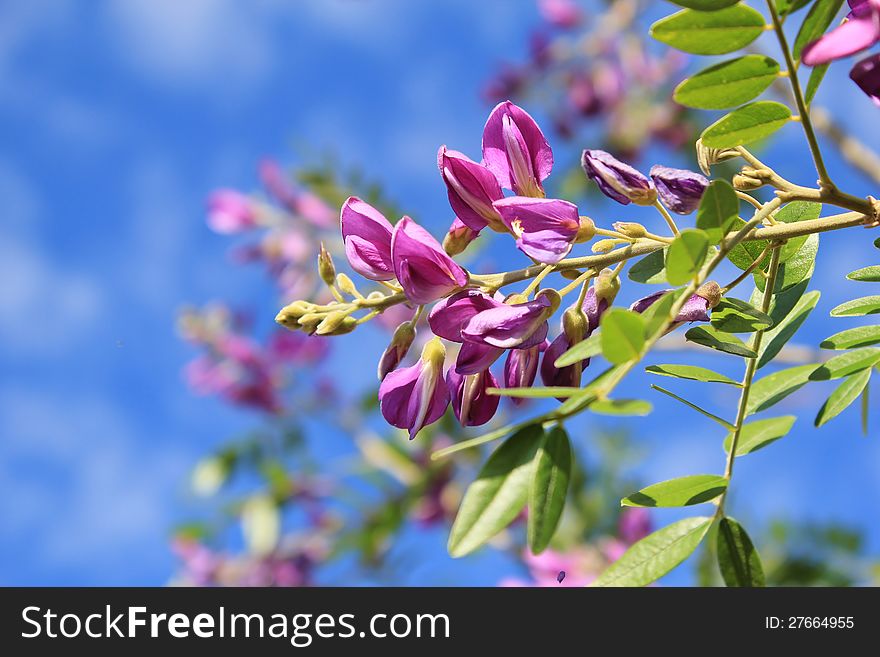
<box><xmin>378</xmin><ymin>338</ymin><xmax>450</xmax><ymax>439</ymax></box>
<box><xmin>391</xmin><ymin>217</ymin><xmax>469</xmax><ymax>304</ymax></box>
<box><xmin>538</xmin><ymin>0</ymin><xmax>583</xmax><ymax>29</ymax></box>
<box><xmin>629</xmin><ymin>282</ymin><xmax>721</xmax><ymax>323</ymax></box>
<box><xmin>438</xmin><ymin>146</ymin><xmax>504</xmax><ymax>232</ymax></box>
<box><xmin>618</xmin><ymin>508</ymin><xmax>652</xmax><ymax>545</ymax></box>
<box><xmin>340</xmin><ymin>196</ymin><xmax>395</xmax><ymax>281</ymax></box>
<box><xmin>443</xmin><ymin>217</ymin><xmax>480</xmax><ymax>256</ymax></box>
<box><xmin>802</xmin><ymin>0</ymin><xmax>880</xmax><ymax>66</ymax></box>
<box><xmin>540</xmin><ymin>332</ymin><xmax>589</xmax><ymax>388</ymax></box>
<box><xmin>461</xmin><ymin>290</ymin><xmax>559</xmax><ymax>349</ymax></box>
<box><xmin>455</xmin><ymin>342</ymin><xmax>505</xmax><ymax>375</ymax></box>
<box><xmin>581</xmin><ymin>149</ymin><xmax>657</xmax><ymax>206</ymax></box>
<box><xmin>649</xmin><ymin>165</ymin><xmax>710</xmax><ymax>215</ymax></box>
<box><xmin>482</xmin><ymin>101</ymin><xmax>554</xmax><ymax>197</ymax></box>
<box><xmin>503</xmin><ymin>342</ymin><xmax>546</xmax><ymax>405</ymax></box>
<box><xmin>428</xmin><ymin>289</ymin><xmax>503</xmax><ymax>342</ymax></box>
<box><xmin>447</xmin><ymin>368</ymin><xmax>501</xmax><ymax>427</ymax></box>
<box><xmin>581</xmin><ymin>286</ymin><xmax>610</xmax><ymax>332</ymax></box>
<box><xmin>207</xmin><ymin>190</ymin><xmax>257</xmax><ymax>234</ymax></box>
<box><xmin>493</xmin><ymin>196</ymin><xmax>580</xmax><ymax>264</ymax></box>
<box><xmin>851</xmin><ymin>53</ymin><xmax>880</xmax><ymax>106</ymax></box>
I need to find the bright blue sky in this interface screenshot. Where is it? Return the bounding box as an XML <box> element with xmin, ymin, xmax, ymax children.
<box><xmin>1</xmin><ymin>0</ymin><xmax>878</xmax><ymax>586</ymax></box>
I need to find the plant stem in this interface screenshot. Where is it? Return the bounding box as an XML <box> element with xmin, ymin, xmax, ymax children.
<box><xmin>654</xmin><ymin>200</ymin><xmax>680</xmax><ymax>235</ymax></box>
<box><xmin>716</xmin><ymin>245</ymin><xmax>782</xmax><ymax>518</ymax></box>
<box><xmin>720</xmin><ymin>243</ymin><xmax>773</xmax><ymax>293</ymax></box>
<box><xmin>766</xmin><ymin>0</ymin><xmax>834</xmax><ymax>189</ymax></box>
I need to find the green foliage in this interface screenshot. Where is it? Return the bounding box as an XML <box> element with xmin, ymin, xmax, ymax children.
<box><xmin>696</xmin><ymin>180</ymin><xmax>740</xmax><ymax>243</ymax></box>
<box><xmin>600</xmin><ymin>309</ymin><xmax>646</xmax><ymax>364</ymax></box>
<box><xmin>710</xmin><ymin>297</ymin><xmax>774</xmax><ymax>333</ymax></box>
<box><xmin>629</xmin><ymin>249</ymin><xmax>668</xmax><ymax>284</ymax></box>
<box><xmin>448</xmin><ymin>425</ymin><xmax>545</xmax><ymax>557</ymax></box>
<box><xmin>747</xmin><ymin>364</ymin><xmax>818</xmax><ymax>415</ymax></box>
<box><xmin>755</xmin><ymin>289</ymin><xmax>820</xmax><ymax>369</ymax></box>
<box><xmin>830</xmin><ymin>295</ymin><xmax>880</xmax><ymax>316</ymax></box>
<box><xmin>622</xmin><ymin>475</ymin><xmax>727</xmax><ymax>508</ymax></box>
<box><xmin>821</xmin><ymin>325</ymin><xmax>880</xmax><ymax>350</ymax></box>
<box><xmin>686</xmin><ymin>325</ymin><xmax>758</xmax><ymax>358</ymax></box>
<box><xmin>701</xmin><ymin>102</ymin><xmax>793</xmax><ymax>149</ymax></box>
<box><xmin>847</xmin><ymin>266</ymin><xmax>880</xmax><ymax>282</ymax></box>
<box><xmin>646</xmin><ymin>363</ymin><xmax>741</xmax><ymax>386</ymax></box>
<box><xmin>666</xmin><ymin>229</ymin><xmax>710</xmax><ymax>283</ymax></box>
<box><xmin>651</xmin><ymin>5</ymin><xmax>766</xmax><ymax>55</ymax></box>
<box><xmin>756</xmin><ymin>234</ymin><xmax>819</xmax><ymax>292</ymax></box>
<box><xmin>724</xmin><ymin>416</ymin><xmax>796</xmax><ymax>456</ymax></box>
<box><xmin>591</xmin><ymin>517</ymin><xmax>713</xmax><ymax>587</ymax></box>
<box><xmin>792</xmin><ymin>0</ymin><xmax>845</xmax><ymax>61</ymax></box>
<box><xmin>717</xmin><ymin>517</ymin><xmax>765</xmax><ymax>587</ymax></box>
<box><xmin>674</xmin><ymin>55</ymin><xmax>780</xmax><ymax>110</ymax></box>
<box><xmin>590</xmin><ymin>399</ymin><xmax>654</xmax><ymax>416</ymax></box>
<box><xmin>815</xmin><ymin>368</ymin><xmax>872</xmax><ymax>427</ymax></box>
<box><xmin>805</xmin><ymin>63</ymin><xmax>830</xmax><ymax>104</ymax></box>
<box><xmin>554</xmin><ymin>332</ymin><xmax>602</xmax><ymax>367</ymax></box>
<box><xmin>488</xmin><ymin>386</ymin><xmax>585</xmax><ymax>399</ymax></box>
<box><xmin>666</xmin><ymin>0</ymin><xmax>742</xmax><ymax>9</ymax></box>
<box><xmin>775</xmin><ymin>201</ymin><xmax>821</xmax><ymax>263</ymax></box>
<box><xmin>809</xmin><ymin>347</ymin><xmax>880</xmax><ymax>380</ymax></box>
<box><xmin>651</xmin><ymin>384</ymin><xmax>736</xmax><ymax>429</ymax></box>
<box><xmin>528</xmin><ymin>427</ymin><xmax>571</xmax><ymax>554</ymax></box>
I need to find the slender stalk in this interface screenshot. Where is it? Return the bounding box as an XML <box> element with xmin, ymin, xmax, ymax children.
<box><xmin>766</xmin><ymin>0</ymin><xmax>833</xmax><ymax>189</ymax></box>
<box><xmin>716</xmin><ymin>246</ymin><xmax>782</xmax><ymax>517</ymax></box>
<box><xmin>720</xmin><ymin>243</ymin><xmax>773</xmax><ymax>293</ymax></box>
<box><xmin>654</xmin><ymin>200</ymin><xmax>680</xmax><ymax>235</ymax></box>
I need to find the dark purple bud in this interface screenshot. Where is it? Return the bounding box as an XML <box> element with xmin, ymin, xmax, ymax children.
<box><xmin>447</xmin><ymin>368</ymin><xmax>500</xmax><ymax>427</ymax></box>
<box><xmin>503</xmin><ymin>342</ymin><xmax>546</xmax><ymax>406</ymax></box>
<box><xmin>851</xmin><ymin>53</ymin><xmax>880</xmax><ymax>107</ymax></box>
<box><xmin>581</xmin><ymin>149</ymin><xmax>656</xmax><ymax>206</ymax></box>
<box><xmin>650</xmin><ymin>165</ymin><xmax>710</xmax><ymax>215</ymax></box>
<box><xmin>556</xmin><ymin>570</ymin><xmax>566</xmax><ymax>584</ymax></box>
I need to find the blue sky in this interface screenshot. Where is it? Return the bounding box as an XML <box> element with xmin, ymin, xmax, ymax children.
<box><xmin>1</xmin><ymin>0</ymin><xmax>878</xmax><ymax>585</ymax></box>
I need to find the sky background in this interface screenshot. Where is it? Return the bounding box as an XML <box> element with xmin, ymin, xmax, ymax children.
<box><xmin>1</xmin><ymin>0</ymin><xmax>879</xmax><ymax>586</ymax></box>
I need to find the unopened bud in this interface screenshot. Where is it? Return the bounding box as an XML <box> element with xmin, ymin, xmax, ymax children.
<box><xmin>318</xmin><ymin>243</ymin><xmax>336</xmax><ymax>286</ymax></box>
<box><xmin>591</xmin><ymin>239</ymin><xmax>620</xmax><ymax>253</ymax></box>
<box><xmin>536</xmin><ymin>288</ymin><xmax>561</xmax><ymax>315</ymax></box>
<box><xmin>560</xmin><ymin>269</ymin><xmax>583</xmax><ymax>280</ymax></box>
<box><xmin>336</xmin><ymin>273</ymin><xmax>358</xmax><ymax>296</ymax></box>
<box><xmin>377</xmin><ymin>321</ymin><xmax>416</xmax><ymax>380</ymax></box>
<box><xmin>612</xmin><ymin>221</ymin><xmax>647</xmax><ymax>238</ymax></box>
<box><xmin>732</xmin><ymin>174</ymin><xmax>763</xmax><ymax>191</ymax></box>
<box><xmin>594</xmin><ymin>267</ymin><xmax>620</xmax><ymax>305</ymax></box>
<box><xmin>275</xmin><ymin>300</ymin><xmax>314</xmax><ymax>329</ymax></box>
<box><xmin>695</xmin><ymin>138</ymin><xmax>739</xmax><ymax>176</ymax></box>
<box><xmin>443</xmin><ymin>218</ymin><xmax>479</xmax><ymax>256</ymax></box>
<box><xmin>695</xmin><ymin>281</ymin><xmax>722</xmax><ymax>309</ymax></box>
<box><xmin>562</xmin><ymin>305</ymin><xmax>588</xmax><ymax>344</ymax></box>
<box><xmin>316</xmin><ymin>311</ymin><xmax>357</xmax><ymax>336</ymax></box>
<box><xmin>574</xmin><ymin>216</ymin><xmax>596</xmax><ymax>243</ymax></box>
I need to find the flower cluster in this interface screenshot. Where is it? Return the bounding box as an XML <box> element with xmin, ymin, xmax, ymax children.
<box><xmin>276</xmin><ymin>101</ymin><xmax>719</xmax><ymax>440</ymax></box>
<box><xmin>484</xmin><ymin>0</ymin><xmax>694</xmax><ymax>158</ymax></box>
<box><xmin>803</xmin><ymin>0</ymin><xmax>880</xmax><ymax>106</ymax></box>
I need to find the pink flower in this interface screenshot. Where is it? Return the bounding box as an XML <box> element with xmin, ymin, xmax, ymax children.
<box><xmin>461</xmin><ymin>290</ymin><xmax>558</xmax><ymax>349</ymax></box>
<box><xmin>482</xmin><ymin>101</ymin><xmax>554</xmax><ymax>197</ymax></box>
<box><xmin>442</xmin><ymin>217</ymin><xmax>481</xmax><ymax>256</ymax></box>
<box><xmin>340</xmin><ymin>196</ymin><xmax>395</xmax><ymax>281</ymax></box>
<box><xmin>378</xmin><ymin>338</ymin><xmax>450</xmax><ymax>439</ymax></box>
<box><xmin>802</xmin><ymin>0</ymin><xmax>880</xmax><ymax>66</ymax></box>
<box><xmin>493</xmin><ymin>196</ymin><xmax>580</xmax><ymax>263</ymax></box>
<box><xmin>538</xmin><ymin>0</ymin><xmax>583</xmax><ymax>29</ymax></box>
<box><xmin>207</xmin><ymin>190</ymin><xmax>257</xmax><ymax>234</ymax></box>
<box><xmin>447</xmin><ymin>368</ymin><xmax>500</xmax><ymax>427</ymax></box>
<box><xmin>438</xmin><ymin>146</ymin><xmax>504</xmax><ymax>231</ymax></box>
<box><xmin>392</xmin><ymin>217</ymin><xmax>469</xmax><ymax>304</ymax></box>
<box><xmin>428</xmin><ymin>289</ymin><xmax>503</xmax><ymax>342</ymax></box>
<box><xmin>503</xmin><ymin>342</ymin><xmax>546</xmax><ymax>405</ymax></box>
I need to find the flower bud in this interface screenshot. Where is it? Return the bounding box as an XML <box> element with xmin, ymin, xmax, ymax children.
<box><xmin>574</xmin><ymin>216</ymin><xmax>596</xmax><ymax>243</ymax></box>
<box><xmin>591</xmin><ymin>239</ymin><xmax>619</xmax><ymax>253</ymax></box>
<box><xmin>612</xmin><ymin>221</ymin><xmax>647</xmax><ymax>238</ymax></box>
<box><xmin>562</xmin><ymin>304</ymin><xmax>588</xmax><ymax>344</ymax></box>
<box><xmin>581</xmin><ymin>149</ymin><xmax>657</xmax><ymax>206</ymax></box>
<box><xmin>649</xmin><ymin>165</ymin><xmax>709</xmax><ymax>215</ymax></box>
<box><xmin>560</xmin><ymin>269</ymin><xmax>584</xmax><ymax>280</ymax></box>
<box><xmin>318</xmin><ymin>242</ymin><xmax>336</xmax><ymax>286</ymax></box>
<box><xmin>695</xmin><ymin>281</ymin><xmax>722</xmax><ymax>309</ymax></box>
<box><xmin>297</xmin><ymin>313</ymin><xmax>325</xmax><ymax>334</ymax></box>
<box><xmin>732</xmin><ymin>174</ymin><xmax>763</xmax><ymax>191</ymax></box>
<box><xmin>443</xmin><ymin>218</ymin><xmax>480</xmax><ymax>256</ymax></box>
<box><xmin>275</xmin><ymin>301</ymin><xmax>315</xmax><ymax>329</ymax></box>
<box><xmin>315</xmin><ymin>311</ymin><xmax>355</xmax><ymax>336</ymax></box>
<box><xmin>593</xmin><ymin>268</ymin><xmax>620</xmax><ymax>306</ymax></box>
<box><xmin>447</xmin><ymin>368</ymin><xmax>500</xmax><ymax>427</ymax></box>
<box><xmin>695</xmin><ymin>138</ymin><xmax>739</xmax><ymax>176</ymax></box>
<box><xmin>335</xmin><ymin>273</ymin><xmax>358</xmax><ymax>297</ymax></box>
<box><xmin>377</xmin><ymin>321</ymin><xmax>416</xmax><ymax>380</ymax></box>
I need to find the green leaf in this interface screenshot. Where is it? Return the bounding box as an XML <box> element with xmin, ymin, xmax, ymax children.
<box><xmin>650</xmin><ymin>6</ymin><xmax>765</xmax><ymax>55</ymax></box>
<box><xmin>809</xmin><ymin>347</ymin><xmax>880</xmax><ymax>380</ymax></box>
<box><xmin>756</xmin><ymin>289</ymin><xmax>820</xmax><ymax>369</ymax></box>
<box><xmin>830</xmin><ymin>295</ymin><xmax>880</xmax><ymax>317</ymax></box>
<box><xmin>701</xmin><ymin>101</ymin><xmax>793</xmax><ymax>149</ymax></box>
<box><xmin>642</xmin><ymin>289</ymin><xmax>687</xmax><ymax>338</ymax></box>
<box><xmin>528</xmin><ymin>427</ymin><xmax>571</xmax><ymax>554</ymax></box>
<box><xmin>674</xmin><ymin>55</ymin><xmax>780</xmax><ymax>110</ymax></box>
<box><xmin>717</xmin><ymin>517</ymin><xmax>765</xmax><ymax>587</ymax></box>
<box><xmin>554</xmin><ymin>365</ymin><xmax>620</xmax><ymax>416</ymax></box>
<box><xmin>696</xmin><ymin>180</ymin><xmax>739</xmax><ymax>243</ymax></box>
<box><xmin>590</xmin><ymin>398</ymin><xmax>653</xmax><ymax>416</ymax></box>
<box><xmin>774</xmin><ymin>201</ymin><xmax>821</xmax><ymax>263</ymax></box>
<box><xmin>756</xmin><ymin>233</ymin><xmax>818</xmax><ymax>292</ymax></box>
<box><xmin>862</xmin><ymin>380</ymin><xmax>870</xmax><ymax>435</ymax></box>
<box><xmin>711</xmin><ymin>297</ymin><xmax>774</xmax><ymax>333</ymax></box>
<box><xmin>487</xmin><ymin>386</ymin><xmax>584</xmax><ymax>399</ymax></box>
<box><xmin>651</xmin><ymin>384</ymin><xmax>736</xmax><ymax>430</ymax></box>
<box><xmin>448</xmin><ymin>425</ymin><xmax>545</xmax><ymax>557</ymax></box>
<box><xmin>805</xmin><ymin>62</ymin><xmax>830</xmax><ymax>104</ymax></box>
<box><xmin>646</xmin><ymin>363</ymin><xmax>741</xmax><ymax>386</ymax></box>
<box><xmin>628</xmin><ymin>248</ymin><xmax>668</xmax><ymax>284</ymax></box>
<box><xmin>815</xmin><ymin>368</ymin><xmax>872</xmax><ymax>427</ymax></box>
<box><xmin>622</xmin><ymin>475</ymin><xmax>727</xmax><ymax>508</ymax></box>
<box><xmin>666</xmin><ymin>229</ymin><xmax>710</xmax><ymax>284</ymax></box>
<box><xmin>667</xmin><ymin>0</ymin><xmax>741</xmax><ymax>9</ymax></box>
<box><xmin>777</xmin><ymin>0</ymin><xmax>815</xmax><ymax>17</ymax></box>
<box><xmin>685</xmin><ymin>325</ymin><xmax>758</xmax><ymax>358</ymax></box>
<box><xmin>591</xmin><ymin>517</ymin><xmax>713</xmax><ymax>587</ymax></box>
<box><xmin>847</xmin><ymin>266</ymin><xmax>880</xmax><ymax>282</ymax></box>
<box><xmin>746</xmin><ymin>364</ymin><xmax>819</xmax><ymax>415</ymax></box>
<box><xmin>554</xmin><ymin>332</ymin><xmax>601</xmax><ymax>368</ymax></box>
<box><xmin>600</xmin><ymin>309</ymin><xmax>646</xmax><ymax>364</ymax></box>
<box><xmin>724</xmin><ymin>415</ymin><xmax>796</xmax><ymax>455</ymax></box>
<box><xmin>727</xmin><ymin>218</ymin><xmax>770</xmax><ymax>271</ymax></box>
<box><xmin>875</xmin><ymin>236</ymin><xmax>880</xmax><ymax>249</ymax></box>
<box><xmin>821</xmin><ymin>325</ymin><xmax>880</xmax><ymax>350</ymax></box>
<box><xmin>432</xmin><ymin>418</ymin><xmax>538</xmax><ymax>460</ymax></box>
<box><xmin>793</xmin><ymin>0</ymin><xmax>845</xmax><ymax>61</ymax></box>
